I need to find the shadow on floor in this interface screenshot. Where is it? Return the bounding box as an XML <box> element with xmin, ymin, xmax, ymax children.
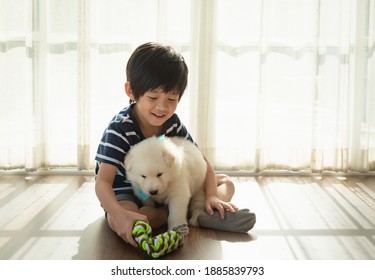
<box><xmin>72</xmin><ymin>217</ymin><xmax>256</xmax><ymax>260</ymax></box>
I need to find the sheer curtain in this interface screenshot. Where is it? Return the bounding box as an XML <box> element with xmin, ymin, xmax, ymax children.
<box><xmin>0</xmin><ymin>0</ymin><xmax>374</xmax><ymax>173</ymax></box>
<box><xmin>204</xmin><ymin>0</ymin><xmax>375</xmax><ymax>172</ymax></box>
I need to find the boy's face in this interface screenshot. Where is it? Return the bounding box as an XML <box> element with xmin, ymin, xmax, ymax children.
<box><xmin>134</xmin><ymin>88</ymin><xmax>179</xmax><ymax>129</ymax></box>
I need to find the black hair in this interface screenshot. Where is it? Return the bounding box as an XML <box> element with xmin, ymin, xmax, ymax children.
<box><xmin>126</xmin><ymin>42</ymin><xmax>188</xmax><ymax>103</ymax></box>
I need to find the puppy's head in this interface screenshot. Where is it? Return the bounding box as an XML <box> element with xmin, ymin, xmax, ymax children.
<box><xmin>125</xmin><ymin>137</ymin><xmax>180</xmax><ymax>197</ymax></box>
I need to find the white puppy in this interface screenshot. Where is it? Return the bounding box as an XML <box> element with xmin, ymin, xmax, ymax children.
<box><xmin>125</xmin><ymin>136</ymin><xmax>207</xmax><ymax>230</ymax></box>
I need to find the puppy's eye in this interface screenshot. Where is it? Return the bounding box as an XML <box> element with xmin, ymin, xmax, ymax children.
<box><xmin>141</xmin><ymin>175</ymin><xmax>146</xmax><ymax>179</ymax></box>
<box><xmin>157</xmin><ymin>173</ymin><xmax>163</xmax><ymax>177</ymax></box>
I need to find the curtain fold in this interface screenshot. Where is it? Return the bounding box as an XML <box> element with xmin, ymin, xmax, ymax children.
<box><xmin>77</xmin><ymin>0</ymin><xmax>90</xmax><ymax>170</ymax></box>
<box><xmin>0</xmin><ymin>0</ymin><xmax>374</xmax><ymax>172</ymax></box>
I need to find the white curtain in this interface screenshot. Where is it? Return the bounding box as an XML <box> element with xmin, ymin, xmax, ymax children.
<box><xmin>0</xmin><ymin>0</ymin><xmax>374</xmax><ymax>173</ymax></box>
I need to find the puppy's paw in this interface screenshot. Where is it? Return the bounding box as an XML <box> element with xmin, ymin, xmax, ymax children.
<box><xmin>172</xmin><ymin>223</ymin><xmax>190</xmax><ymax>236</ymax></box>
<box><xmin>188</xmin><ymin>216</ymin><xmax>199</xmax><ymax>227</ymax></box>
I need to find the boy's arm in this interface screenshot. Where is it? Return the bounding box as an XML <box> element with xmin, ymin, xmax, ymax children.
<box><xmin>95</xmin><ymin>163</ymin><xmax>122</xmax><ymax>214</ymax></box>
<box><xmin>203</xmin><ymin>158</ymin><xmax>236</xmax><ymax>219</ymax></box>
<box><xmin>95</xmin><ymin>163</ymin><xmax>147</xmax><ymax>247</ymax></box>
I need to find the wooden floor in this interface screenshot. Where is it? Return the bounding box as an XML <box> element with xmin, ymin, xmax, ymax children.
<box><xmin>0</xmin><ymin>174</ymin><xmax>374</xmax><ymax>260</ymax></box>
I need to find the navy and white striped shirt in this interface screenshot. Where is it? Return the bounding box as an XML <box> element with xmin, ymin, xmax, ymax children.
<box><xmin>95</xmin><ymin>103</ymin><xmax>193</xmax><ymax>195</ymax></box>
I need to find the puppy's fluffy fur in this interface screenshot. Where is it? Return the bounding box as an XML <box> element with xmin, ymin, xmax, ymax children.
<box><xmin>125</xmin><ymin>136</ymin><xmax>207</xmax><ymax>230</ymax></box>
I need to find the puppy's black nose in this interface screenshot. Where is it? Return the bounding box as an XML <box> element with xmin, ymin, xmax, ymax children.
<box><xmin>149</xmin><ymin>190</ymin><xmax>158</xmax><ymax>195</ymax></box>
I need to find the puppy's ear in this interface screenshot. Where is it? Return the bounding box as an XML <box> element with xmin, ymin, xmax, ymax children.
<box><xmin>162</xmin><ymin>149</ymin><xmax>176</xmax><ymax>167</ymax></box>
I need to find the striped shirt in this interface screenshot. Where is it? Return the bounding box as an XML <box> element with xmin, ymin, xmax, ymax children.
<box><xmin>95</xmin><ymin>103</ymin><xmax>193</xmax><ymax>195</ymax></box>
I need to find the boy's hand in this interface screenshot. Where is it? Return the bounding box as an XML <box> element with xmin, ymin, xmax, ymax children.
<box><xmin>110</xmin><ymin>208</ymin><xmax>148</xmax><ymax>247</ymax></box>
<box><xmin>205</xmin><ymin>195</ymin><xmax>238</xmax><ymax>219</ymax></box>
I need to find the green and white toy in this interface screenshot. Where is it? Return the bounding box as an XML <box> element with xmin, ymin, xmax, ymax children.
<box><xmin>132</xmin><ymin>220</ymin><xmax>188</xmax><ymax>258</ymax></box>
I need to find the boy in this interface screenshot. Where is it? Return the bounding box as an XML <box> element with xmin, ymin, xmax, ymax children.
<box><xmin>95</xmin><ymin>42</ymin><xmax>256</xmax><ymax>247</ymax></box>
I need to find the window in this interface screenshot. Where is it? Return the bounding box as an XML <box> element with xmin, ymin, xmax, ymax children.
<box><xmin>1</xmin><ymin>0</ymin><xmax>374</xmax><ymax>172</ymax></box>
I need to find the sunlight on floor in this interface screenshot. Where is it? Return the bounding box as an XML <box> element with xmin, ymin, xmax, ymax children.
<box><xmin>1</xmin><ymin>183</ymin><xmax>67</xmax><ymax>231</ymax></box>
<box><xmin>41</xmin><ymin>183</ymin><xmax>102</xmax><ymax>231</ymax></box>
<box><xmin>1</xmin><ymin>175</ymin><xmax>374</xmax><ymax>260</ymax></box>
<box><xmin>10</xmin><ymin>237</ymin><xmax>80</xmax><ymax>260</ymax></box>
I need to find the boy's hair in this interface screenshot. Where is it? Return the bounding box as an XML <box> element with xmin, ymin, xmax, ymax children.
<box><xmin>126</xmin><ymin>42</ymin><xmax>188</xmax><ymax>103</ymax></box>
